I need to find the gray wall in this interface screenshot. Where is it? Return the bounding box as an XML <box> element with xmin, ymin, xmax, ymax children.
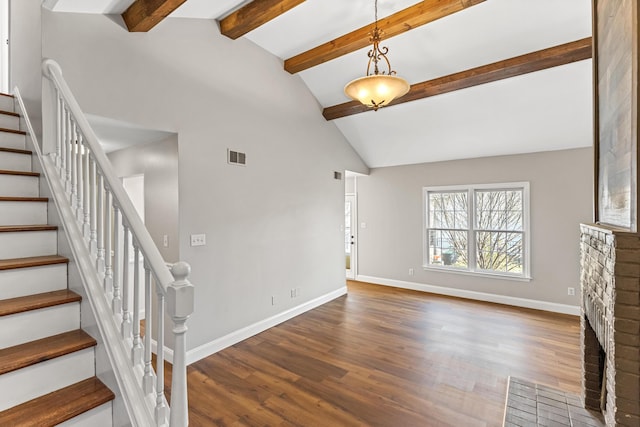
<box><xmin>41</xmin><ymin>10</ymin><xmax>368</xmax><ymax>351</ymax></box>
<box><xmin>9</xmin><ymin>0</ymin><xmax>41</xmax><ymax>136</ymax></box>
<box><xmin>355</xmin><ymin>147</ymin><xmax>593</xmax><ymax>306</ymax></box>
<box><xmin>108</xmin><ymin>136</ymin><xmax>180</xmax><ymax>263</ymax></box>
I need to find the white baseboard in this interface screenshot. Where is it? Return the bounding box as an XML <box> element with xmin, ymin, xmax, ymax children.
<box><xmin>356</xmin><ymin>275</ymin><xmax>580</xmax><ymax>316</ymax></box>
<box><xmin>184</xmin><ymin>286</ymin><xmax>348</xmax><ymax>365</ymax></box>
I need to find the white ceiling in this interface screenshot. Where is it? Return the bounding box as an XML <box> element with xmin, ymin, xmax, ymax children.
<box><xmin>86</xmin><ymin>114</ymin><xmax>175</xmax><ymax>153</ymax></box>
<box><xmin>47</xmin><ymin>0</ymin><xmax>594</xmax><ymax>168</ymax></box>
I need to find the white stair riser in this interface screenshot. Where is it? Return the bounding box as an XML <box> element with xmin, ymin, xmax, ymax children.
<box><xmin>0</xmin><ymin>174</ymin><xmax>39</xmax><ymax>197</ymax></box>
<box><xmin>0</xmin><ymin>152</ymin><xmax>31</xmax><ymax>172</ymax></box>
<box><xmin>0</xmin><ymin>201</ymin><xmax>47</xmax><ymax>225</ymax></box>
<box><xmin>0</xmin><ymin>96</ymin><xmax>13</xmax><ymax>113</ymax></box>
<box><xmin>0</xmin><ymin>131</ymin><xmax>25</xmax><ymax>150</ymax></box>
<box><xmin>0</xmin><ymin>303</ymin><xmax>79</xmax><ymax>348</ymax></box>
<box><xmin>0</xmin><ymin>230</ymin><xmax>57</xmax><ymax>258</ymax></box>
<box><xmin>58</xmin><ymin>402</ymin><xmax>113</xmax><ymax>427</ymax></box>
<box><xmin>0</xmin><ymin>264</ymin><xmax>67</xmax><ymax>299</ymax></box>
<box><xmin>0</xmin><ymin>348</ymin><xmax>94</xmax><ymax>411</ymax></box>
<box><xmin>0</xmin><ymin>114</ymin><xmax>19</xmax><ymax>131</ymax></box>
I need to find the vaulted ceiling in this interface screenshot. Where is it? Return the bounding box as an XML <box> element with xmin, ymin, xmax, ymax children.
<box><xmin>46</xmin><ymin>0</ymin><xmax>593</xmax><ymax>168</ymax></box>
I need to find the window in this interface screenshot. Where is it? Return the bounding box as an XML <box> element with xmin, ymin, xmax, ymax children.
<box><xmin>424</xmin><ymin>182</ymin><xmax>530</xmax><ymax>279</ymax></box>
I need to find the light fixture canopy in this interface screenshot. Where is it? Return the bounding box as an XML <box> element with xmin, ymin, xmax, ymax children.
<box><xmin>344</xmin><ymin>0</ymin><xmax>410</xmax><ymax>111</ymax></box>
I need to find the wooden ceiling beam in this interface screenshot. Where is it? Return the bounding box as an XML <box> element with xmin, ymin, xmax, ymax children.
<box><xmin>322</xmin><ymin>37</ymin><xmax>593</xmax><ymax>121</ymax></box>
<box><xmin>220</xmin><ymin>0</ymin><xmax>306</xmax><ymax>40</ymax></box>
<box><xmin>284</xmin><ymin>0</ymin><xmax>486</xmax><ymax>75</ymax></box>
<box><xmin>122</xmin><ymin>0</ymin><xmax>187</xmax><ymax>32</ymax></box>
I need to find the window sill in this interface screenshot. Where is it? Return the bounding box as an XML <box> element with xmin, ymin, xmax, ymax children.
<box><xmin>422</xmin><ymin>265</ymin><xmax>532</xmax><ymax>282</ymax></box>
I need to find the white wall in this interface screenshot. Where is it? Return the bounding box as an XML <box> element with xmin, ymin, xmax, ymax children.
<box><xmin>108</xmin><ymin>136</ymin><xmax>179</xmax><ymax>263</ymax></box>
<box><xmin>355</xmin><ymin>147</ymin><xmax>593</xmax><ymax>308</ymax></box>
<box><xmin>41</xmin><ymin>10</ymin><xmax>368</xmax><ymax>353</ymax></box>
<box><xmin>9</xmin><ymin>0</ymin><xmax>41</xmax><ymax>135</ymax></box>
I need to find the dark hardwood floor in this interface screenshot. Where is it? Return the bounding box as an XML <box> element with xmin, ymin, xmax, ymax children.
<box><xmin>169</xmin><ymin>280</ymin><xmax>582</xmax><ymax>426</ymax></box>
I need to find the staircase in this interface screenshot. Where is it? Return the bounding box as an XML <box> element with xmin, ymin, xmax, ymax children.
<box><xmin>0</xmin><ymin>93</ymin><xmax>115</xmax><ymax>426</ymax></box>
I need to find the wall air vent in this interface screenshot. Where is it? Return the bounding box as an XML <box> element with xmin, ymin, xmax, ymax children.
<box><xmin>334</xmin><ymin>171</ymin><xmax>343</xmax><ymax>180</ymax></box>
<box><xmin>227</xmin><ymin>149</ymin><xmax>246</xmax><ymax>166</ymax></box>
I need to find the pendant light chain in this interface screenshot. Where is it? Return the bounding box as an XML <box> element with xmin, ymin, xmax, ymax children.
<box><xmin>374</xmin><ymin>0</ymin><xmax>378</xmax><ymax>30</ymax></box>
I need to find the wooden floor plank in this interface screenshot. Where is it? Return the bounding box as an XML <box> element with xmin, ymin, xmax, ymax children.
<box><xmin>168</xmin><ymin>281</ymin><xmax>582</xmax><ymax>426</ymax></box>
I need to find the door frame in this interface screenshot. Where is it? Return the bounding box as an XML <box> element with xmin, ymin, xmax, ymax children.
<box><xmin>345</xmin><ymin>193</ymin><xmax>357</xmax><ymax>279</ymax></box>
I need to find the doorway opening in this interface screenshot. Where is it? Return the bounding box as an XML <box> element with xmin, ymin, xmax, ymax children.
<box><xmin>0</xmin><ymin>0</ymin><xmax>8</xmax><ymax>93</ymax></box>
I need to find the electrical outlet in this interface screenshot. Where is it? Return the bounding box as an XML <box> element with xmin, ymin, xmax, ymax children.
<box><xmin>163</xmin><ymin>235</ymin><xmax>169</xmax><ymax>247</ymax></box>
<box><xmin>190</xmin><ymin>234</ymin><xmax>206</xmax><ymax>246</ymax></box>
<box><xmin>409</xmin><ymin>268</ymin><xmax>414</xmax><ymax>276</ymax></box>
<box><xmin>271</xmin><ymin>296</ymin><xmax>277</xmax><ymax>306</ymax></box>
<box><xmin>568</xmin><ymin>287</ymin><xmax>575</xmax><ymax>296</ymax></box>
<box><xmin>290</xmin><ymin>289</ymin><xmax>295</xmax><ymax>298</ymax></box>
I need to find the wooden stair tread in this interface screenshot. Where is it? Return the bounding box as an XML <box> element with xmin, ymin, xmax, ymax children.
<box><xmin>0</xmin><ymin>377</ymin><xmax>114</xmax><ymax>426</ymax></box>
<box><xmin>0</xmin><ymin>169</ymin><xmax>39</xmax><ymax>177</ymax></box>
<box><xmin>0</xmin><ymin>196</ymin><xmax>47</xmax><ymax>202</ymax></box>
<box><xmin>0</xmin><ymin>290</ymin><xmax>80</xmax><ymax>317</ymax></box>
<box><xmin>0</xmin><ymin>225</ymin><xmax>57</xmax><ymax>232</ymax></box>
<box><xmin>0</xmin><ymin>127</ymin><xmax>26</xmax><ymax>136</ymax></box>
<box><xmin>0</xmin><ymin>93</ymin><xmax>13</xmax><ymax>98</ymax></box>
<box><xmin>0</xmin><ymin>255</ymin><xmax>68</xmax><ymax>270</ymax></box>
<box><xmin>0</xmin><ymin>110</ymin><xmax>19</xmax><ymax>117</ymax></box>
<box><xmin>0</xmin><ymin>147</ymin><xmax>31</xmax><ymax>155</ymax></box>
<box><xmin>0</xmin><ymin>330</ymin><xmax>96</xmax><ymax>375</ymax></box>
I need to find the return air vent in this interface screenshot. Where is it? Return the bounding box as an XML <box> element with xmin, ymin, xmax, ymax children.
<box><xmin>227</xmin><ymin>149</ymin><xmax>246</xmax><ymax>166</ymax></box>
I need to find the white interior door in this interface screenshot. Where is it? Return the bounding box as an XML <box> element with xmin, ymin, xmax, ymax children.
<box><xmin>345</xmin><ymin>194</ymin><xmax>357</xmax><ymax>279</ymax></box>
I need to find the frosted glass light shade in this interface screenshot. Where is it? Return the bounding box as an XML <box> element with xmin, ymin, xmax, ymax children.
<box><xmin>344</xmin><ymin>74</ymin><xmax>410</xmax><ymax>109</ymax></box>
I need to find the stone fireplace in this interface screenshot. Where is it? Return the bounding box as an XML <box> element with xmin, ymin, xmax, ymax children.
<box><xmin>580</xmin><ymin>223</ymin><xmax>640</xmax><ymax>426</ymax></box>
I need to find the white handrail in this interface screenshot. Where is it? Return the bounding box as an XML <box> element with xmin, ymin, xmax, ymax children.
<box><xmin>40</xmin><ymin>59</ymin><xmax>194</xmax><ymax>427</ymax></box>
<box><xmin>43</xmin><ymin>59</ymin><xmax>174</xmax><ymax>292</ymax></box>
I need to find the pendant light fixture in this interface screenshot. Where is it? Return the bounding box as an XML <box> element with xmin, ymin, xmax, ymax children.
<box><xmin>344</xmin><ymin>0</ymin><xmax>410</xmax><ymax>111</ymax></box>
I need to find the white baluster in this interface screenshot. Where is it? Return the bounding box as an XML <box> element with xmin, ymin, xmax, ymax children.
<box><xmin>76</xmin><ymin>131</ymin><xmax>84</xmax><ymax>222</ymax></box>
<box><xmin>121</xmin><ymin>223</ymin><xmax>132</xmax><ymax>339</ymax></box>
<box><xmin>143</xmin><ymin>265</ymin><xmax>154</xmax><ymax>394</ymax></box>
<box><xmin>112</xmin><ymin>205</ymin><xmax>122</xmax><ymax>314</ymax></box>
<box><xmin>88</xmin><ymin>155</ymin><xmax>97</xmax><ymax>253</ymax></box>
<box><xmin>83</xmin><ymin>143</ymin><xmax>91</xmax><ymax>239</ymax></box>
<box><xmin>65</xmin><ymin>110</ymin><xmax>72</xmax><ymax>193</ymax></box>
<box><xmin>59</xmin><ymin>102</ymin><xmax>66</xmax><ymax>179</ymax></box>
<box><xmin>104</xmin><ymin>189</ymin><xmax>113</xmax><ymax>292</ymax></box>
<box><xmin>168</xmin><ymin>262</ymin><xmax>194</xmax><ymax>427</ymax></box>
<box><xmin>96</xmin><ymin>171</ymin><xmax>105</xmax><ymax>274</ymax></box>
<box><xmin>55</xmin><ymin>91</ymin><xmax>62</xmax><ymax>167</ymax></box>
<box><xmin>131</xmin><ymin>243</ymin><xmax>143</xmax><ymax>364</ymax></box>
<box><xmin>155</xmin><ymin>291</ymin><xmax>167</xmax><ymax>424</ymax></box>
<box><xmin>71</xmin><ymin>121</ymin><xmax>79</xmax><ymax>210</ymax></box>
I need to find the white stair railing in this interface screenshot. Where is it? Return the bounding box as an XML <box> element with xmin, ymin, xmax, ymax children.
<box><xmin>40</xmin><ymin>59</ymin><xmax>193</xmax><ymax>427</ymax></box>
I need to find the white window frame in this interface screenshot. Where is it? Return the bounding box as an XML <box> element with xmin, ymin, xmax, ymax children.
<box><xmin>423</xmin><ymin>182</ymin><xmax>531</xmax><ymax>281</ymax></box>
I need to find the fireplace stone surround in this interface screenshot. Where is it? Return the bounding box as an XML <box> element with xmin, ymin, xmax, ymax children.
<box><xmin>580</xmin><ymin>223</ymin><xmax>640</xmax><ymax>426</ymax></box>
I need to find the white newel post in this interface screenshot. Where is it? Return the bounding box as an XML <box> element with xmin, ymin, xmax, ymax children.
<box><xmin>168</xmin><ymin>262</ymin><xmax>194</xmax><ymax>427</ymax></box>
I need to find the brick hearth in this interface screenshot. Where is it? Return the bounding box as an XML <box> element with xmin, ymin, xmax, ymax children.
<box><xmin>580</xmin><ymin>224</ymin><xmax>640</xmax><ymax>426</ymax></box>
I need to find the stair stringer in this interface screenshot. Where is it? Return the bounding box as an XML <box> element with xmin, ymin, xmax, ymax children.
<box><xmin>15</xmin><ymin>90</ymin><xmax>145</xmax><ymax>427</ymax></box>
